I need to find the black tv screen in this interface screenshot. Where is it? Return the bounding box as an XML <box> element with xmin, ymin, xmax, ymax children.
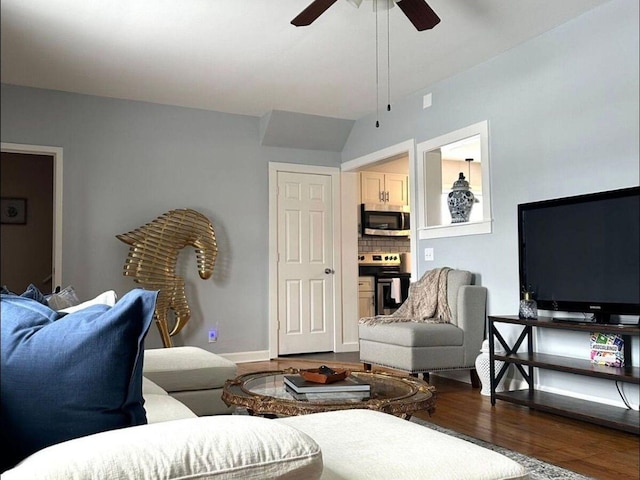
<box><xmin>518</xmin><ymin>186</ymin><xmax>640</xmax><ymax>323</ymax></box>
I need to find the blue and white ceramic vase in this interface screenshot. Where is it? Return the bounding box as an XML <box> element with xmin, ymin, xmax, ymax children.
<box><xmin>447</xmin><ymin>173</ymin><xmax>474</xmax><ymax>223</ymax></box>
<box><xmin>475</xmin><ymin>339</ymin><xmax>507</xmax><ymax>396</ymax></box>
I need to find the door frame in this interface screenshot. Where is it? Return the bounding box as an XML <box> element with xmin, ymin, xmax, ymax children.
<box><xmin>1</xmin><ymin>142</ymin><xmax>63</xmax><ymax>289</ymax></box>
<box><xmin>268</xmin><ymin>162</ymin><xmax>342</xmax><ymax>359</ymax></box>
<box><xmin>340</xmin><ymin>139</ymin><xmax>418</xmax><ymax>333</ymax></box>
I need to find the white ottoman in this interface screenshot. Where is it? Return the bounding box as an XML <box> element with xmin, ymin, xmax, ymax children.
<box><xmin>279</xmin><ymin>409</ymin><xmax>529</xmax><ymax>480</ymax></box>
<box><xmin>143</xmin><ymin>346</ymin><xmax>237</xmax><ymax>416</ymax></box>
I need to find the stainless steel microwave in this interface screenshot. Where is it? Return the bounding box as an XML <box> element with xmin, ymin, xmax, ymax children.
<box><xmin>361</xmin><ymin>204</ymin><xmax>410</xmax><ymax>237</ymax></box>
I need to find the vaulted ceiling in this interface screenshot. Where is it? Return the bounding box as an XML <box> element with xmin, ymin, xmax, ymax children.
<box><xmin>1</xmin><ymin>0</ymin><xmax>610</xmax><ymax>121</ymax></box>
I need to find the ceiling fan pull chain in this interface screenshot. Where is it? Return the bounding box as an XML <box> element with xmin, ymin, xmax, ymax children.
<box><xmin>387</xmin><ymin>1</ymin><xmax>391</xmax><ymax>112</ymax></box>
<box><xmin>375</xmin><ymin>0</ymin><xmax>380</xmax><ymax>128</ymax></box>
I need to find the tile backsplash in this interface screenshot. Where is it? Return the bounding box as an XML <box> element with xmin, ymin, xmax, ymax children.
<box><xmin>358</xmin><ymin>237</ymin><xmax>410</xmax><ymax>253</ymax></box>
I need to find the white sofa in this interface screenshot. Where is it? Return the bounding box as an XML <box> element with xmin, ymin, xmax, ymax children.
<box><xmin>2</xmin><ymin>361</ymin><xmax>325</xmax><ymax>480</ymax></box>
<box><xmin>1</xmin><ymin>287</ymin><xmax>529</xmax><ymax>480</ymax></box>
<box><xmin>142</xmin><ymin>346</ymin><xmax>238</xmax><ymax>416</ymax></box>
<box><xmin>3</xmin><ymin>350</ymin><xmax>530</xmax><ymax>480</ymax></box>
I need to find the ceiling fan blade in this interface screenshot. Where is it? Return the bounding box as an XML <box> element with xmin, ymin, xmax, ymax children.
<box><xmin>396</xmin><ymin>0</ymin><xmax>441</xmax><ymax>31</ymax></box>
<box><xmin>291</xmin><ymin>0</ymin><xmax>339</xmax><ymax>27</ymax></box>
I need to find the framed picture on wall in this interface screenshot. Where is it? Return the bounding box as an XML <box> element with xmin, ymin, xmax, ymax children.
<box><xmin>0</xmin><ymin>198</ymin><xmax>27</xmax><ymax>224</ymax></box>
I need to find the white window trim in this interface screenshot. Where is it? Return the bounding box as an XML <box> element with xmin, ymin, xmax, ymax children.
<box><xmin>416</xmin><ymin>121</ymin><xmax>492</xmax><ymax>239</ymax></box>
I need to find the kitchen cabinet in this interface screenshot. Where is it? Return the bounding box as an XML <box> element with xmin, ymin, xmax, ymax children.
<box><xmin>360</xmin><ymin>172</ymin><xmax>409</xmax><ymax>206</ymax></box>
<box><xmin>358</xmin><ymin>276</ymin><xmax>375</xmax><ymax>320</ymax></box>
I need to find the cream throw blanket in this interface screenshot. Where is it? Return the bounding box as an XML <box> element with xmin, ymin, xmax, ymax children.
<box><xmin>359</xmin><ymin>267</ymin><xmax>452</xmax><ymax>326</ymax></box>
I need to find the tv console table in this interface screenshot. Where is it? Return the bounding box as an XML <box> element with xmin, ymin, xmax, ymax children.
<box><xmin>488</xmin><ymin>315</ymin><xmax>639</xmax><ymax>434</ymax></box>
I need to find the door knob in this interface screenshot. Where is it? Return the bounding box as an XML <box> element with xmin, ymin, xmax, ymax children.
<box><xmin>324</xmin><ymin>268</ymin><xmax>335</xmax><ymax>274</ymax></box>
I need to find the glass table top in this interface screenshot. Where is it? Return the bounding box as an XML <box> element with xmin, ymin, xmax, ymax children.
<box><xmin>222</xmin><ymin>369</ymin><xmax>436</xmax><ymax>418</ymax></box>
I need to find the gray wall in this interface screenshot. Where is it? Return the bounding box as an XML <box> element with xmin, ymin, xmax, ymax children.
<box><xmin>342</xmin><ymin>0</ymin><xmax>639</xmax><ymax>403</ymax></box>
<box><xmin>0</xmin><ymin>87</ymin><xmax>340</xmax><ymax>352</ymax></box>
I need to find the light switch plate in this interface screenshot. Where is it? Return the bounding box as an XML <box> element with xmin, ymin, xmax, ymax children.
<box><xmin>423</xmin><ymin>93</ymin><xmax>432</xmax><ymax>109</ymax></box>
<box><xmin>424</xmin><ymin>248</ymin><xmax>434</xmax><ymax>261</ymax></box>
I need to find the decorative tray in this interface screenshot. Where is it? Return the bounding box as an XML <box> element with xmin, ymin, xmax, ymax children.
<box><xmin>300</xmin><ymin>367</ymin><xmax>349</xmax><ymax>384</ymax></box>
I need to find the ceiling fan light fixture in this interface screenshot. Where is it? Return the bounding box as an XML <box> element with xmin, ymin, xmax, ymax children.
<box><xmin>293</xmin><ymin>0</ymin><xmax>437</xmax><ymax>29</ymax></box>
<box><xmin>291</xmin><ymin>0</ymin><xmax>440</xmax><ymax>126</ymax></box>
<box><xmin>373</xmin><ymin>0</ymin><xmax>394</xmax><ymax>12</ymax></box>
<box><xmin>347</xmin><ymin>0</ymin><xmax>395</xmax><ymax>11</ymax></box>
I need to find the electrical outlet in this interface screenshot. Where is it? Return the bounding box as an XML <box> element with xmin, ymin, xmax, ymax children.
<box><xmin>424</xmin><ymin>247</ymin><xmax>434</xmax><ymax>261</ymax></box>
<box><xmin>208</xmin><ymin>329</ymin><xmax>218</xmax><ymax>343</ymax></box>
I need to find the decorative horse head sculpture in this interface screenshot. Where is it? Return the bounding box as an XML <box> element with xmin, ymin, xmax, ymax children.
<box><xmin>117</xmin><ymin>209</ymin><xmax>217</xmax><ymax>347</ymax></box>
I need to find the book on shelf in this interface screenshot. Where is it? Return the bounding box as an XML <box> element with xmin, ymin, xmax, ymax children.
<box><xmin>285</xmin><ymin>386</ymin><xmax>370</xmax><ymax>402</ymax></box>
<box><xmin>590</xmin><ymin>332</ymin><xmax>624</xmax><ymax>367</ymax></box>
<box><xmin>283</xmin><ymin>374</ymin><xmax>371</xmax><ymax>394</ymax></box>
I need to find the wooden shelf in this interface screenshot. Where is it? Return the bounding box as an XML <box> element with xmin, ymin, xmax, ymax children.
<box><xmin>489</xmin><ymin>315</ymin><xmax>639</xmax><ymax>434</ymax></box>
<box><xmin>489</xmin><ymin>315</ymin><xmax>640</xmax><ymax>335</ymax></box>
<box><xmin>495</xmin><ymin>390</ymin><xmax>639</xmax><ymax>434</ymax></box>
<box><xmin>494</xmin><ymin>352</ymin><xmax>640</xmax><ymax>383</ymax></box>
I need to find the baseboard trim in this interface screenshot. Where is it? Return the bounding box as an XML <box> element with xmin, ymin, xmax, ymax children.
<box><xmin>219</xmin><ymin>350</ymin><xmax>271</xmax><ymax>364</ymax></box>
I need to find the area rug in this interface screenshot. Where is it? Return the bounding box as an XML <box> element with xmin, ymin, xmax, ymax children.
<box><xmin>410</xmin><ymin>416</ymin><xmax>594</xmax><ymax>480</ymax></box>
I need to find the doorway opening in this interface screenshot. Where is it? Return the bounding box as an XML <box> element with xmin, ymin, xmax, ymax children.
<box><xmin>1</xmin><ymin>143</ymin><xmax>63</xmax><ymax>291</ymax></box>
<box><xmin>340</xmin><ymin>139</ymin><xmax>417</xmax><ymax>353</ymax></box>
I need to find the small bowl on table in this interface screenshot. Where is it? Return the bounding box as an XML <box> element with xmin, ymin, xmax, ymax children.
<box><xmin>300</xmin><ymin>368</ymin><xmax>349</xmax><ymax>384</ymax></box>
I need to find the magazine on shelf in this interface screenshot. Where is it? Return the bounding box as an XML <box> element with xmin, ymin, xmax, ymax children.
<box><xmin>283</xmin><ymin>374</ymin><xmax>371</xmax><ymax>394</ymax></box>
<box><xmin>590</xmin><ymin>332</ymin><xmax>624</xmax><ymax>367</ymax></box>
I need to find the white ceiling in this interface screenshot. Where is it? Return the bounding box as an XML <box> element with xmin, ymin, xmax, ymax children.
<box><xmin>1</xmin><ymin>0</ymin><xmax>610</xmax><ymax>121</ymax></box>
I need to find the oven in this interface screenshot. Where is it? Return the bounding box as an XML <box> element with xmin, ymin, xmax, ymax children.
<box><xmin>374</xmin><ymin>273</ymin><xmax>411</xmax><ymax>315</ymax></box>
<box><xmin>358</xmin><ymin>252</ymin><xmax>411</xmax><ymax>316</ymax></box>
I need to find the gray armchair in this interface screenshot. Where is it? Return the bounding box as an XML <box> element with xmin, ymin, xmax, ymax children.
<box><xmin>359</xmin><ymin>269</ymin><xmax>486</xmax><ymax>386</ymax></box>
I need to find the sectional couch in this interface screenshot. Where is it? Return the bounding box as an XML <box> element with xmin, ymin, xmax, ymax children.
<box><xmin>1</xmin><ymin>288</ymin><xmax>529</xmax><ymax>479</ymax></box>
<box><xmin>4</xmin><ymin>358</ymin><xmax>530</xmax><ymax>480</ymax></box>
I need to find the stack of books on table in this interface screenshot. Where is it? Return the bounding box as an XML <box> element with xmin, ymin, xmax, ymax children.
<box><xmin>283</xmin><ymin>374</ymin><xmax>371</xmax><ymax>395</ymax></box>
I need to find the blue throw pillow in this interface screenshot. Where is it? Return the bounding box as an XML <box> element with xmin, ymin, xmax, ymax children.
<box><xmin>0</xmin><ymin>288</ymin><xmax>158</xmax><ymax>472</ymax></box>
<box><xmin>1</xmin><ymin>283</ymin><xmax>48</xmax><ymax>304</ymax></box>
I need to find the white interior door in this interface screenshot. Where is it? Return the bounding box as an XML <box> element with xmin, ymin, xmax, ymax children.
<box><xmin>277</xmin><ymin>171</ymin><xmax>334</xmax><ymax>355</ymax></box>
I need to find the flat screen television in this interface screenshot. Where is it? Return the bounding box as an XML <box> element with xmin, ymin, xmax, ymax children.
<box><xmin>518</xmin><ymin>186</ymin><xmax>640</xmax><ymax>324</ymax></box>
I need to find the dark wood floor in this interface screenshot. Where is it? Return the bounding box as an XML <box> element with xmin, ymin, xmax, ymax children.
<box><xmin>237</xmin><ymin>353</ymin><xmax>639</xmax><ymax>480</ymax></box>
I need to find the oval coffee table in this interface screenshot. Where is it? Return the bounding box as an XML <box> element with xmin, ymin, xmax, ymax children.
<box><xmin>222</xmin><ymin>369</ymin><xmax>436</xmax><ymax>419</ymax></box>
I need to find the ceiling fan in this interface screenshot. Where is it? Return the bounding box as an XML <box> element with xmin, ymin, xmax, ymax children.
<box><xmin>291</xmin><ymin>0</ymin><xmax>440</xmax><ymax>31</ymax></box>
